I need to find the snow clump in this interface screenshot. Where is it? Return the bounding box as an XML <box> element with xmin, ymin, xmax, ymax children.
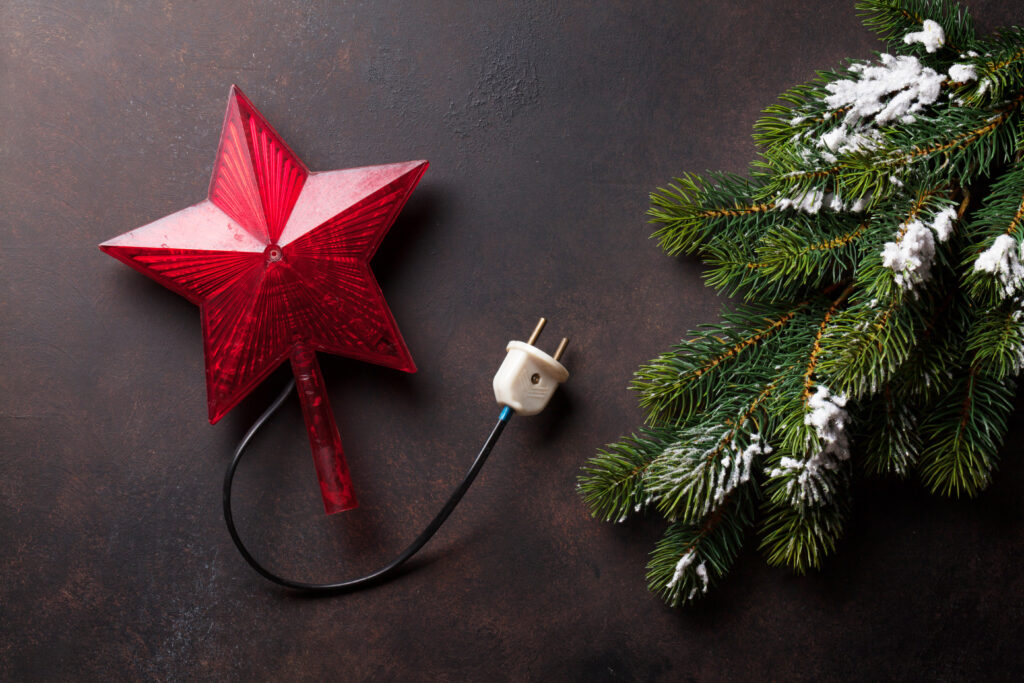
<box><xmin>880</xmin><ymin>209</ymin><xmax>956</xmax><ymax>289</ymax></box>
<box><xmin>882</xmin><ymin>220</ymin><xmax>936</xmax><ymax>290</ymax></box>
<box><xmin>775</xmin><ymin>190</ymin><xmax>825</xmax><ymax>214</ymax></box>
<box><xmin>665</xmin><ymin>549</ymin><xmax>711</xmax><ymax>602</ymax></box>
<box><xmin>948</xmin><ymin>63</ymin><xmax>978</xmax><ymax>83</ymax></box>
<box><xmin>903</xmin><ymin>20</ymin><xmax>946</xmax><ymax>53</ymax></box>
<box><xmin>824</xmin><ymin>54</ymin><xmax>945</xmax><ymax>126</ymax></box>
<box><xmin>929</xmin><ymin>207</ymin><xmax>958</xmax><ymax>242</ymax></box>
<box><xmin>767</xmin><ymin>386</ymin><xmax>850</xmax><ymax>507</ymax></box>
<box><xmin>804</xmin><ymin>385</ymin><xmax>850</xmax><ymax>460</ymax></box>
<box><xmin>817</xmin><ymin>124</ymin><xmax>883</xmax><ymax>162</ymax></box>
<box><xmin>974</xmin><ymin>234</ymin><xmax>1024</xmax><ymax>298</ymax></box>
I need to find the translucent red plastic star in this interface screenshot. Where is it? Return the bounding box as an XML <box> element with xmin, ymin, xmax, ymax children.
<box><xmin>101</xmin><ymin>85</ymin><xmax>427</xmax><ymax>513</ymax></box>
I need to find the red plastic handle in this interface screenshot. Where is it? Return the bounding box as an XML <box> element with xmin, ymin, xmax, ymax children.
<box><xmin>290</xmin><ymin>342</ymin><xmax>358</xmax><ymax>514</ymax></box>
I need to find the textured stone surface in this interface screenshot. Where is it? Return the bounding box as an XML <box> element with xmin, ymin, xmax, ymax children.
<box><xmin>1</xmin><ymin>1</ymin><xmax>1022</xmax><ymax>679</ymax></box>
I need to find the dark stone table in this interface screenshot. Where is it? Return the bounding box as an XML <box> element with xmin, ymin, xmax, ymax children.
<box><xmin>2</xmin><ymin>1</ymin><xmax>1021</xmax><ymax>679</ymax></box>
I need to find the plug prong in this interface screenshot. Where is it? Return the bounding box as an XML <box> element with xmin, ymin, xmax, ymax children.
<box><xmin>527</xmin><ymin>317</ymin><xmax>547</xmax><ymax>345</ymax></box>
<box><xmin>553</xmin><ymin>337</ymin><xmax>569</xmax><ymax>361</ymax></box>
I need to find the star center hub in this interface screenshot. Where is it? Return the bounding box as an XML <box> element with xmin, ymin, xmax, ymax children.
<box><xmin>264</xmin><ymin>243</ymin><xmax>284</xmax><ymax>263</ymax></box>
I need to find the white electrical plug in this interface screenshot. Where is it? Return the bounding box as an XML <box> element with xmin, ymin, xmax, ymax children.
<box><xmin>493</xmin><ymin>318</ymin><xmax>569</xmax><ymax>416</ymax></box>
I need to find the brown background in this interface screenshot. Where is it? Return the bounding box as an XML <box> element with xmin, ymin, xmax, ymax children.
<box><xmin>2</xmin><ymin>1</ymin><xmax>1023</xmax><ymax>680</ymax></box>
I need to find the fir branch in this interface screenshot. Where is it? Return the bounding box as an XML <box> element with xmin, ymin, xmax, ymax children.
<box><xmin>802</xmin><ymin>283</ymin><xmax>856</xmax><ymax>400</ymax></box>
<box><xmin>905</xmin><ymin>94</ymin><xmax>1021</xmax><ymax>159</ymax></box>
<box><xmin>889</xmin><ymin>277</ymin><xmax>967</xmax><ymax>398</ymax></box>
<box><xmin>754</xmin><ymin>73</ymin><xmax>854</xmax><ymax>154</ymax></box>
<box><xmin>633</xmin><ymin>303</ymin><xmax>805</xmax><ymax>424</ymax></box>
<box><xmin>837</xmin><ymin>100</ymin><xmax>1021</xmax><ymax>199</ymax></box>
<box><xmin>579</xmin><ymin>427</ymin><xmax>678</xmax><ymax>523</ymax></box>
<box><xmin>583</xmin><ymin>0</ymin><xmax>1024</xmax><ymax>608</ymax></box>
<box><xmin>919</xmin><ymin>369</ymin><xmax>1016</xmax><ymax>496</ymax></box>
<box><xmin>647</xmin><ymin>384</ymin><xmax>776</xmax><ymax>523</ymax></box>
<box><xmin>759</xmin><ymin>379</ymin><xmax>853</xmax><ymax>573</ymax></box>
<box><xmin>856</xmin><ymin>0</ymin><xmax>975</xmax><ymax>55</ymax></box>
<box><xmin>746</xmin><ymin>223</ymin><xmax>867</xmax><ymax>272</ymax></box>
<box><xmin>966</xmin><ymin>303</ymin><xmax>1024</xmax><ymax>380</ymax></box>
<box><xmin>958</xmin><ymin>27</ymin><xmax>1024</xmax><ymax>106</ymax></box>
<box><xmin>816</xmin><ymin>191</ymin><xmax>948</xmax><ymax>395</ymax></box>
<box><xmin>985</xmin><ymin>42</ymin><xmax>1024</xmax><ymax>74</ymax></box>
<box><xmin>857</xmin><ymin>189</ymin><xmax>955</xmax><ymax>303</ymax></box>
<box><xmin>759</xmin><ymin>477</ymin><xmax>848</xmax><ymax>573</ymax></box>
<box><xmin>734</xmin><ymin>219</ymin><xmax>869</xmax><ymax>299</ymax></box>
<box><xmin>856</xmin><ymin>383</ymin><xmax>923</xmax><ymax>475</ymax></box>
<box><xmin>700</xmin><ymin>202</ymin><xmax>777</xmax><ymax>218</ymax></box>
<box><xmin>647</xmin><ymin>489</ymin><xmax>756</xmax><ymax>607</ymax></box>
<box><xmin>649</xmin><ymin>173</ymin><xmax>772</xmax><ymax>257</ymax></box>
<box><xmin>818</xmin><ymin>299</ymin><xmax>918</xmax><ymax>398</ymax></box>
<box><xmin>963</xmin><ymin>161</ymin><xmax>1024</xmax><ymax>303</ymax></box>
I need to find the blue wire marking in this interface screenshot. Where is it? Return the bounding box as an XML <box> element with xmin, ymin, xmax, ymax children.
<box><xmin>499</xmin><ymin>405</ymin><xmax>513</xmax><ymax>422</ymax></box>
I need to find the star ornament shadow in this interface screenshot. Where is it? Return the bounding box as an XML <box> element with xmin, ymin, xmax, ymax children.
<box><xmin>100</xmin><ymin>85</ymin><xmax>428</xmax><ymax>513</ymax></box>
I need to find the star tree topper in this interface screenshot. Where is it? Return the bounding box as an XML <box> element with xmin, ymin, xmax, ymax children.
<box><xmin>101</xmin><ymin>86</ymin><xmax>427</xmax><ymax>514</ymax></box>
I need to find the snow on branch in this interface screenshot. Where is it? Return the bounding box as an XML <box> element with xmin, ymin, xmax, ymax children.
<box><xmin>904</xmin><ymin>19</ymin><xmax>946</xmax><ymax>53</ymax></box>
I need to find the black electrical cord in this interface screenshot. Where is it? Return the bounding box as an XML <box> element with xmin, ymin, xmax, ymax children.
<box><xmin>223</xmin><ymin>378</ymin><xmax>512</xmax><ymax>592</ymax></box>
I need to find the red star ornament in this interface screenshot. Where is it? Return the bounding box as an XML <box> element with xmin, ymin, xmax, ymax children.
<box><xmin>100</xmin><ymin>85</ymin><xmax>427</xmax><ymax>514</ymax></box>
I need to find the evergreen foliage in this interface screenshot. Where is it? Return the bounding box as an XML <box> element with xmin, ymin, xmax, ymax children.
<box><xmin>580</xmin><ymin>0</ymin><xmax>1024</xmax><ymax>607</ymax></box>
